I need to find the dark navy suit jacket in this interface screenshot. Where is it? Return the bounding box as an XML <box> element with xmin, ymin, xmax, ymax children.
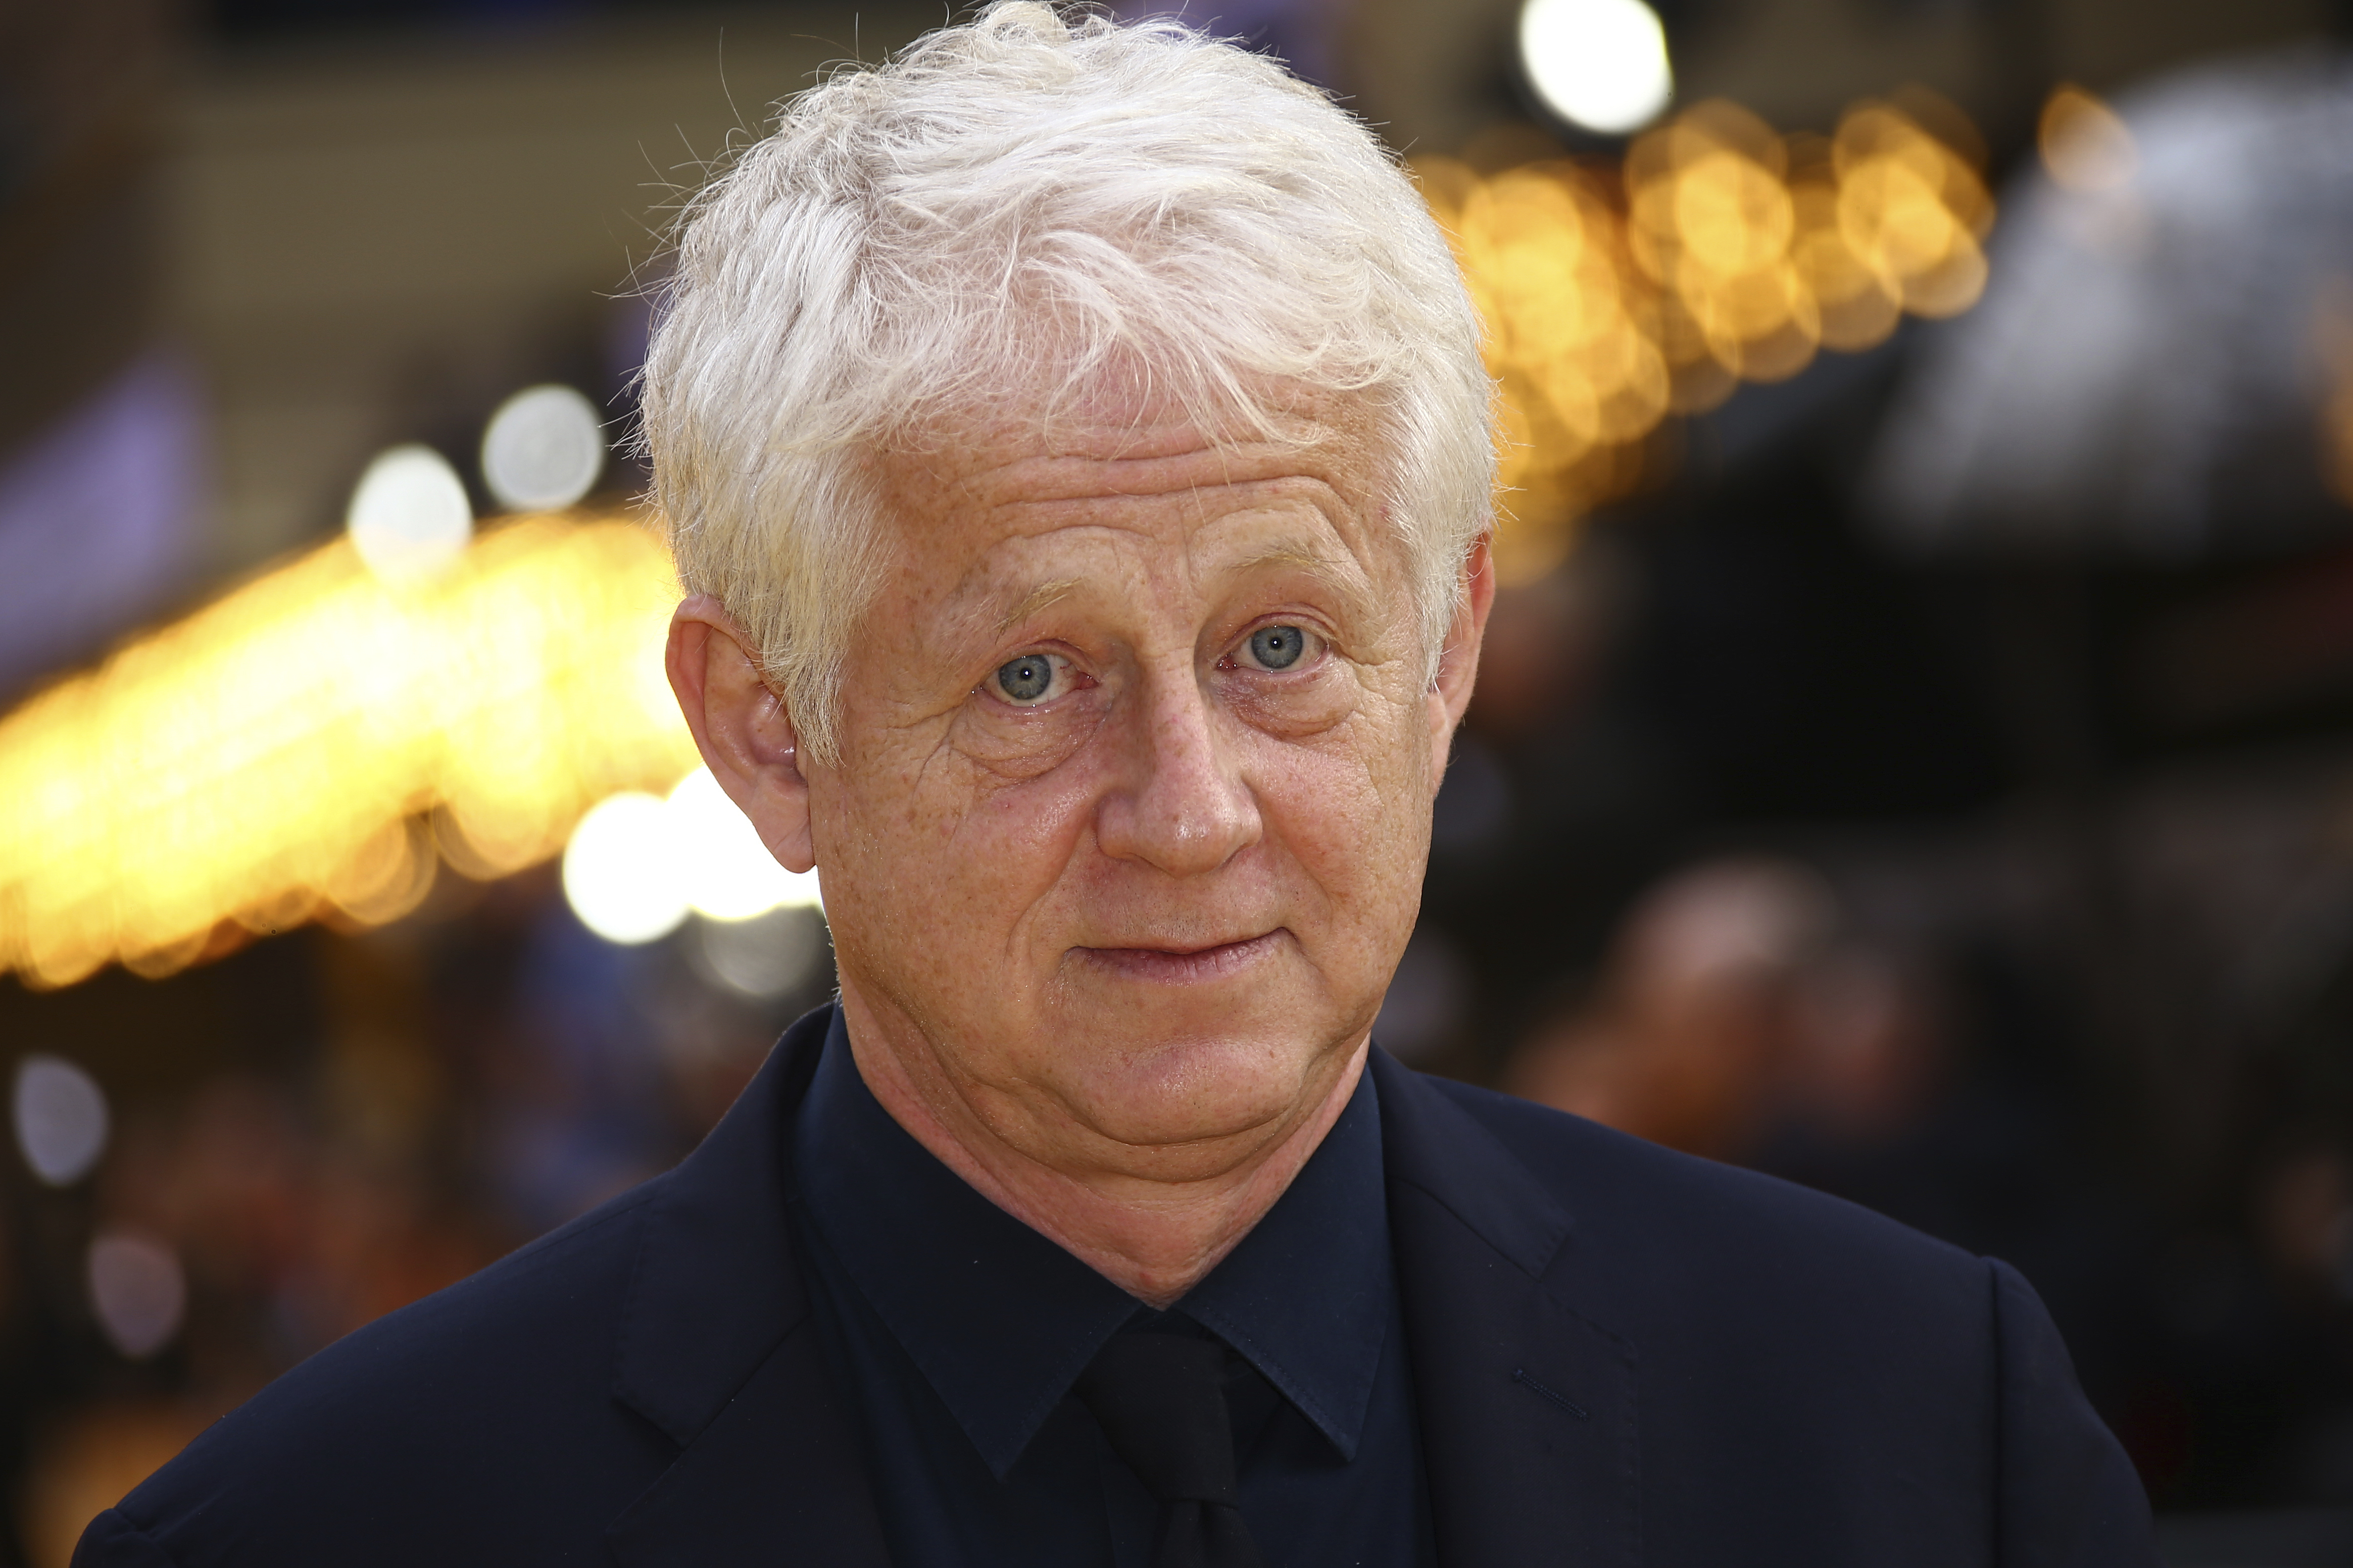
<box><xmin>75</xmin><ymin>1005</ymin><xmax>2156</xmax><ymax>1566</ymax></box>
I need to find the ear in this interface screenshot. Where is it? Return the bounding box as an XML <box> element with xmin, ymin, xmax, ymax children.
<box><xmin>1426</xmin><ymin>534</ymin><xmax>1495</xmax><ymax>784</ymax></box>
<box><xmin>665</xmin><ymin>595</ymin><xmax>817</xmax><ymax>873</ymax></box>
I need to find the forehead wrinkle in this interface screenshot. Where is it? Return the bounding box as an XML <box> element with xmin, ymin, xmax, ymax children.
<box><xmin>963</xmin><ymin>440</ymin><xmax>1331</xmax><ymax>510</ymax></box>
<box><xmin>899</xmin><ymin>432</ymin><xmax>1391</xmax><ymax>656</ymax></box>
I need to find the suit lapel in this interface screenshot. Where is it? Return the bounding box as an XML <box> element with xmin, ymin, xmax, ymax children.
<box><xmin>605</xmin><ymin>1007</ymin><xmax>892</xmax><ymax>1568</ymax></box>
<box><xmin>606</xmin><ymin>1322</ymin><xmax>892</xmax><ymax>1566</ymax></box>
<box><xmin>1375</xmin><ymin>1050</ymin><xmax>1641</xmax><ymax>1568</ymax></box>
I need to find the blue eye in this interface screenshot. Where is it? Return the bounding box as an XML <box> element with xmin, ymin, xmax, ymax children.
<box><xmin>996</xmin><ymin>653</ymin><xmax>1057</xmax><ymax>703</ymax></box>
<box><xmin>1247</xmin><ymin>625</ymin><xmax>1308</xmax><ymax>670</ymax></box>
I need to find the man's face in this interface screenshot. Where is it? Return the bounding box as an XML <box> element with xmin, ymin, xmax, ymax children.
<box><xmin>803</xmin><ymin>393</ymin><xmax>1479</xmax><ymax>1182</ymax></box>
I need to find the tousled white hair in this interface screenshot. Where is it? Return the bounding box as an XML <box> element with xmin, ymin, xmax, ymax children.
<box><xmin>640</xmin><ymin>1</ymin><xmax>1494</xmax><ymax>763</ymax></box>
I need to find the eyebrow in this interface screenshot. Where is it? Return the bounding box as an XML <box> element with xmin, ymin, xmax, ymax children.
<box><xmin>1227</xmin><ymin>540</ymin><xmax>1371</xmax><ymax>601</ymax></box>
<box><xmin>994</xmin><ymin>578</ymin><xmax>1082</xmax><ymax>636</ymax></box>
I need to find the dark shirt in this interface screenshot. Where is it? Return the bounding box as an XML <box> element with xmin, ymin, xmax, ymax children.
<box><xmin>790</xmin><ymin>1013</ymin><xmax>1435</xmax><ymax>1567</ymax></box>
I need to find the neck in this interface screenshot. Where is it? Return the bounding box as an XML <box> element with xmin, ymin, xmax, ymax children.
<box><xmin>834</xmin><ymin>990</ymin><xmax>1368</xmax><ymax>1309</ymax></box>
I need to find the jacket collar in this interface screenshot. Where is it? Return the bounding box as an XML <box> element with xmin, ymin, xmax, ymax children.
<box><xmin>612</xmin><ymin>1004</ymin><xmax>826</xmax><ymax>1445</ymax></box>
<box><xmin>599</xmin><ymin>1010</ymin><xmax>1641</xmax><ymax>1568</ymax></box>
<box><xmin>606</xmin><ymin>1006</ymin><xmax>893</xmax><ymax>1566</ymax></box>
<box><xmin>1372</xmin><ymin>1045</ymin><xmax>1574</xmax><ymax>1277</ymax></box>
<box><xmin>1372</xmin><ymin>1047</ymin><xmax>1644</xmax><ymax>1568</ymax></box>
<box><xmin>603</xmin><ymin>1009</ymin><xmax>1580</xmax><ymax>1434</ymax></box>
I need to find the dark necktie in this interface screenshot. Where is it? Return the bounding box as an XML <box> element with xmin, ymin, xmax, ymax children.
<box><xmin>1074</xmin><ymin>1329</ymin><xmax>1267</xmax><ymax>1568</ymax></box>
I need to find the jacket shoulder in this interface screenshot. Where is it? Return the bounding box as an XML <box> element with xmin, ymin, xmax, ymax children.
<box><xmin>1415</xmin><ymin>1071</ymin><xmax>1988</xmax><ymax>1290</ymax></box>
<box><xmin>93</xmin><ymin>1178</ymin><xmax>676</xmax><ymax>1567</ymax></box>
<box><xmin>1397</xmin><ymin>1074</ymin><xmax>2163</xmax><ymax>1564</ymax></box>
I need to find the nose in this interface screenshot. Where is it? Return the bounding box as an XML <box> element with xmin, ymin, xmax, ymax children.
<box><xmin>1093</xmin><ymin>659</ymin><xmax>1262</xmax><ymax>877</ymax></box>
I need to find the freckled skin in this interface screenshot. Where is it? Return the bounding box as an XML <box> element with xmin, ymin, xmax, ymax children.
<box><xmin>668</xmin><ymin>393</ymin><xmax>1493</xmax><ymax>1305</ymax></box>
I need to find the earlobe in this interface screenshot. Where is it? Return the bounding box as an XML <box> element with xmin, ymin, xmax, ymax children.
<box><xmin>665</xmin><ymin>595</ymin><xmax>819</xmax><ymax>873</ymax></box>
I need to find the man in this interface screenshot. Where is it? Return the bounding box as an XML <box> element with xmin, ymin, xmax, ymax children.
<box><xmin>78</xmin><ymin>7</ymin><xmax>2155</xmax><ymax>1565</ymax></box>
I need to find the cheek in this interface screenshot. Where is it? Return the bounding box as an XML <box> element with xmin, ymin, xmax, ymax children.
<box><xmin>819</xmin><ymin>728</ymin><xmax>1105</xmax><ymax>964</ymax></box>
<box><xmin>958</xmin><ymin>756</ymin><xmax>1106</xmax><ymax>885</ymax></box>
<box><xmin>1251</xmin><ymin>713</ymin><xmax>1432</xmax><ymax>936</ymax></box>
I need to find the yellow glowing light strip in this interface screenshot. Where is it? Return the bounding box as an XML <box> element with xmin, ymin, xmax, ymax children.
<box><xmin>0</xmin><ymin>514</ymin><xmax>697</xmax><ymax>988</ymax></box>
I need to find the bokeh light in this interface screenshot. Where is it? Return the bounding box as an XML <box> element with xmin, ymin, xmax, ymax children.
<box><xmin>11</xmin><ymin>1054</ymin><xmax>109</xmax><ymax>1187</ymax></box>
<box><xmin>85</xmin><ymin>1232</ymin><xmax>186</xmax><ymax>1360</ymax></box>
<box><xmin>0</xmin><ymin>513</ymin><xmax>698</xmax><ymax>987</ymax></box>
<box><xmin>560</xmin><ymin>790</ymin><xmax>689</xmax><ymax>945</ymax></box>
<box><xmin>1419</xmin><ymin>91</ymin><xmax>1992</xmax><ymax>579</ymax></box>
<box><xmin>560</xmin><ymin>767</ymin><xmax>825</xmax><ymax>946</ymax></box>
<box><xmin>690</xmin><ymin>906</ymin><xmax>828</xmax><ymax>1000</ymax></box>
<box><xmin>665</xmin><ymin>766</ymin><xmax>823</xmax><ymax>920</ymax></box>
<box><xmin>481</xmin><ymin>384</ymin><xmax>607</xmax><ymax>513</ymax></box>
<box><xmin>346</xmin><ymin>444</ymin><xmax>474</xmax><ymax>586</ymax></box>
<box><xmin>1518</xmin><ymin>0</ymin><xmax>1674</xmax><ymax>137</ymax></box>
<box><xmin>2039</xmin><ymin>83</ymin><xmax>2138</xmax><ymax>193</ymax></box>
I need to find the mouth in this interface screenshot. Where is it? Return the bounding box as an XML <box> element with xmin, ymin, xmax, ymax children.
<box><xmin>1073</xmin><ymin>930</ymin><xmax>1287</xmax><ymax>984</ymax></box>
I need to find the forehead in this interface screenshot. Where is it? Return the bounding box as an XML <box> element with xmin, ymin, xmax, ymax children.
<box><xmin>870</xmin><ymin>387</ymin><xmax>1397</xmax><ymax>584</ymax></box>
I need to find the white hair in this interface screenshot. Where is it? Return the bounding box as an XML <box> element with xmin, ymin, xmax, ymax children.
<box><xmin>640</xmin><ymin>1</ymin><xmax>1493</xmax><ymax>763</ymax></box>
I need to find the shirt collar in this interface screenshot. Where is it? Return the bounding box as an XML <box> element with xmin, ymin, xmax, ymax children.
<box><xmin>793</xmin><ymin>1010</ymin><xmax>1394</xmax><ymax>1477</ymax></box>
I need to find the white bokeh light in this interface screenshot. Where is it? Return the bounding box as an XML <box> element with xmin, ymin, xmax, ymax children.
<box><xmin>87</xmin><ymin>1231</ymin><xmax>186</xmax><ymax>1359</ymax></box>
<box><xmin>480</xmin><ymin>384</ymin><xmax>606</xmax><ymax>512</ymax></box>
<box><xmin>691</xmin><ymin>907</ymin><xmax>827</xmax><ymax>999</ymax></box>
<box><xmin>562</xmin><ymin>791</ymin><xmax>689</xmax><ymax>944</ymax></box>
<box><xmin>666</xmin><ymin>766</ymin><xmax>823</xmax><ymax>920</ymax></box>
<box><xmin>12</xmin><ymin>1053</ymin><xmax>108</xmax><ymax>1186</ymax></box>
<box><xmin>347</xmin><ymin>444</ymin><xmax>474</xmax><ymax>585</ymax></box>
<box><xmin>1518</xmin><ymin>0</ymin><xmax>1674</xmax><ymax>136</ymax></box>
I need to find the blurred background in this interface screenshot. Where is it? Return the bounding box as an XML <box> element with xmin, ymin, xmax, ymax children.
<box><xmin>4</xmin><ymin>0</ymin><xmax>2353</xmax><ymax>1559</ymax></box>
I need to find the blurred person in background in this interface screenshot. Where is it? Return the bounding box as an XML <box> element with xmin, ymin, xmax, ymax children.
<box><xmin>1507</xmin><ymin>854</ymin><xmax>2193</xmax><ymax>1487</ymax></box>
<box><xmin>1507</xmin><ymin>854</ymin><xmax>1964</xmax><ymax>1172</ymax></box>
<box><xmin>76</xmin><ymin>7</ymin><xmax>2152</xmax><ymax>1566</ymax></box>
<box><xmin>1506</xmin><ymin>856</ymin><xmax>1837</xmax><ymax>1161</ymax></box>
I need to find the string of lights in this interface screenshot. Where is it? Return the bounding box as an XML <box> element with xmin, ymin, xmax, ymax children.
<box><xmin>1423</xmin><ymin>94</ymin><xmax>1993</xmax><ymax>578</ymax></box>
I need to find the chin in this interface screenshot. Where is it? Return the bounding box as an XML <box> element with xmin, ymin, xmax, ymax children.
<box><xmin>1045</xmin><ymin>1015</ymin><xmax>1353</xmax><ymax>1154</ymax></box>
